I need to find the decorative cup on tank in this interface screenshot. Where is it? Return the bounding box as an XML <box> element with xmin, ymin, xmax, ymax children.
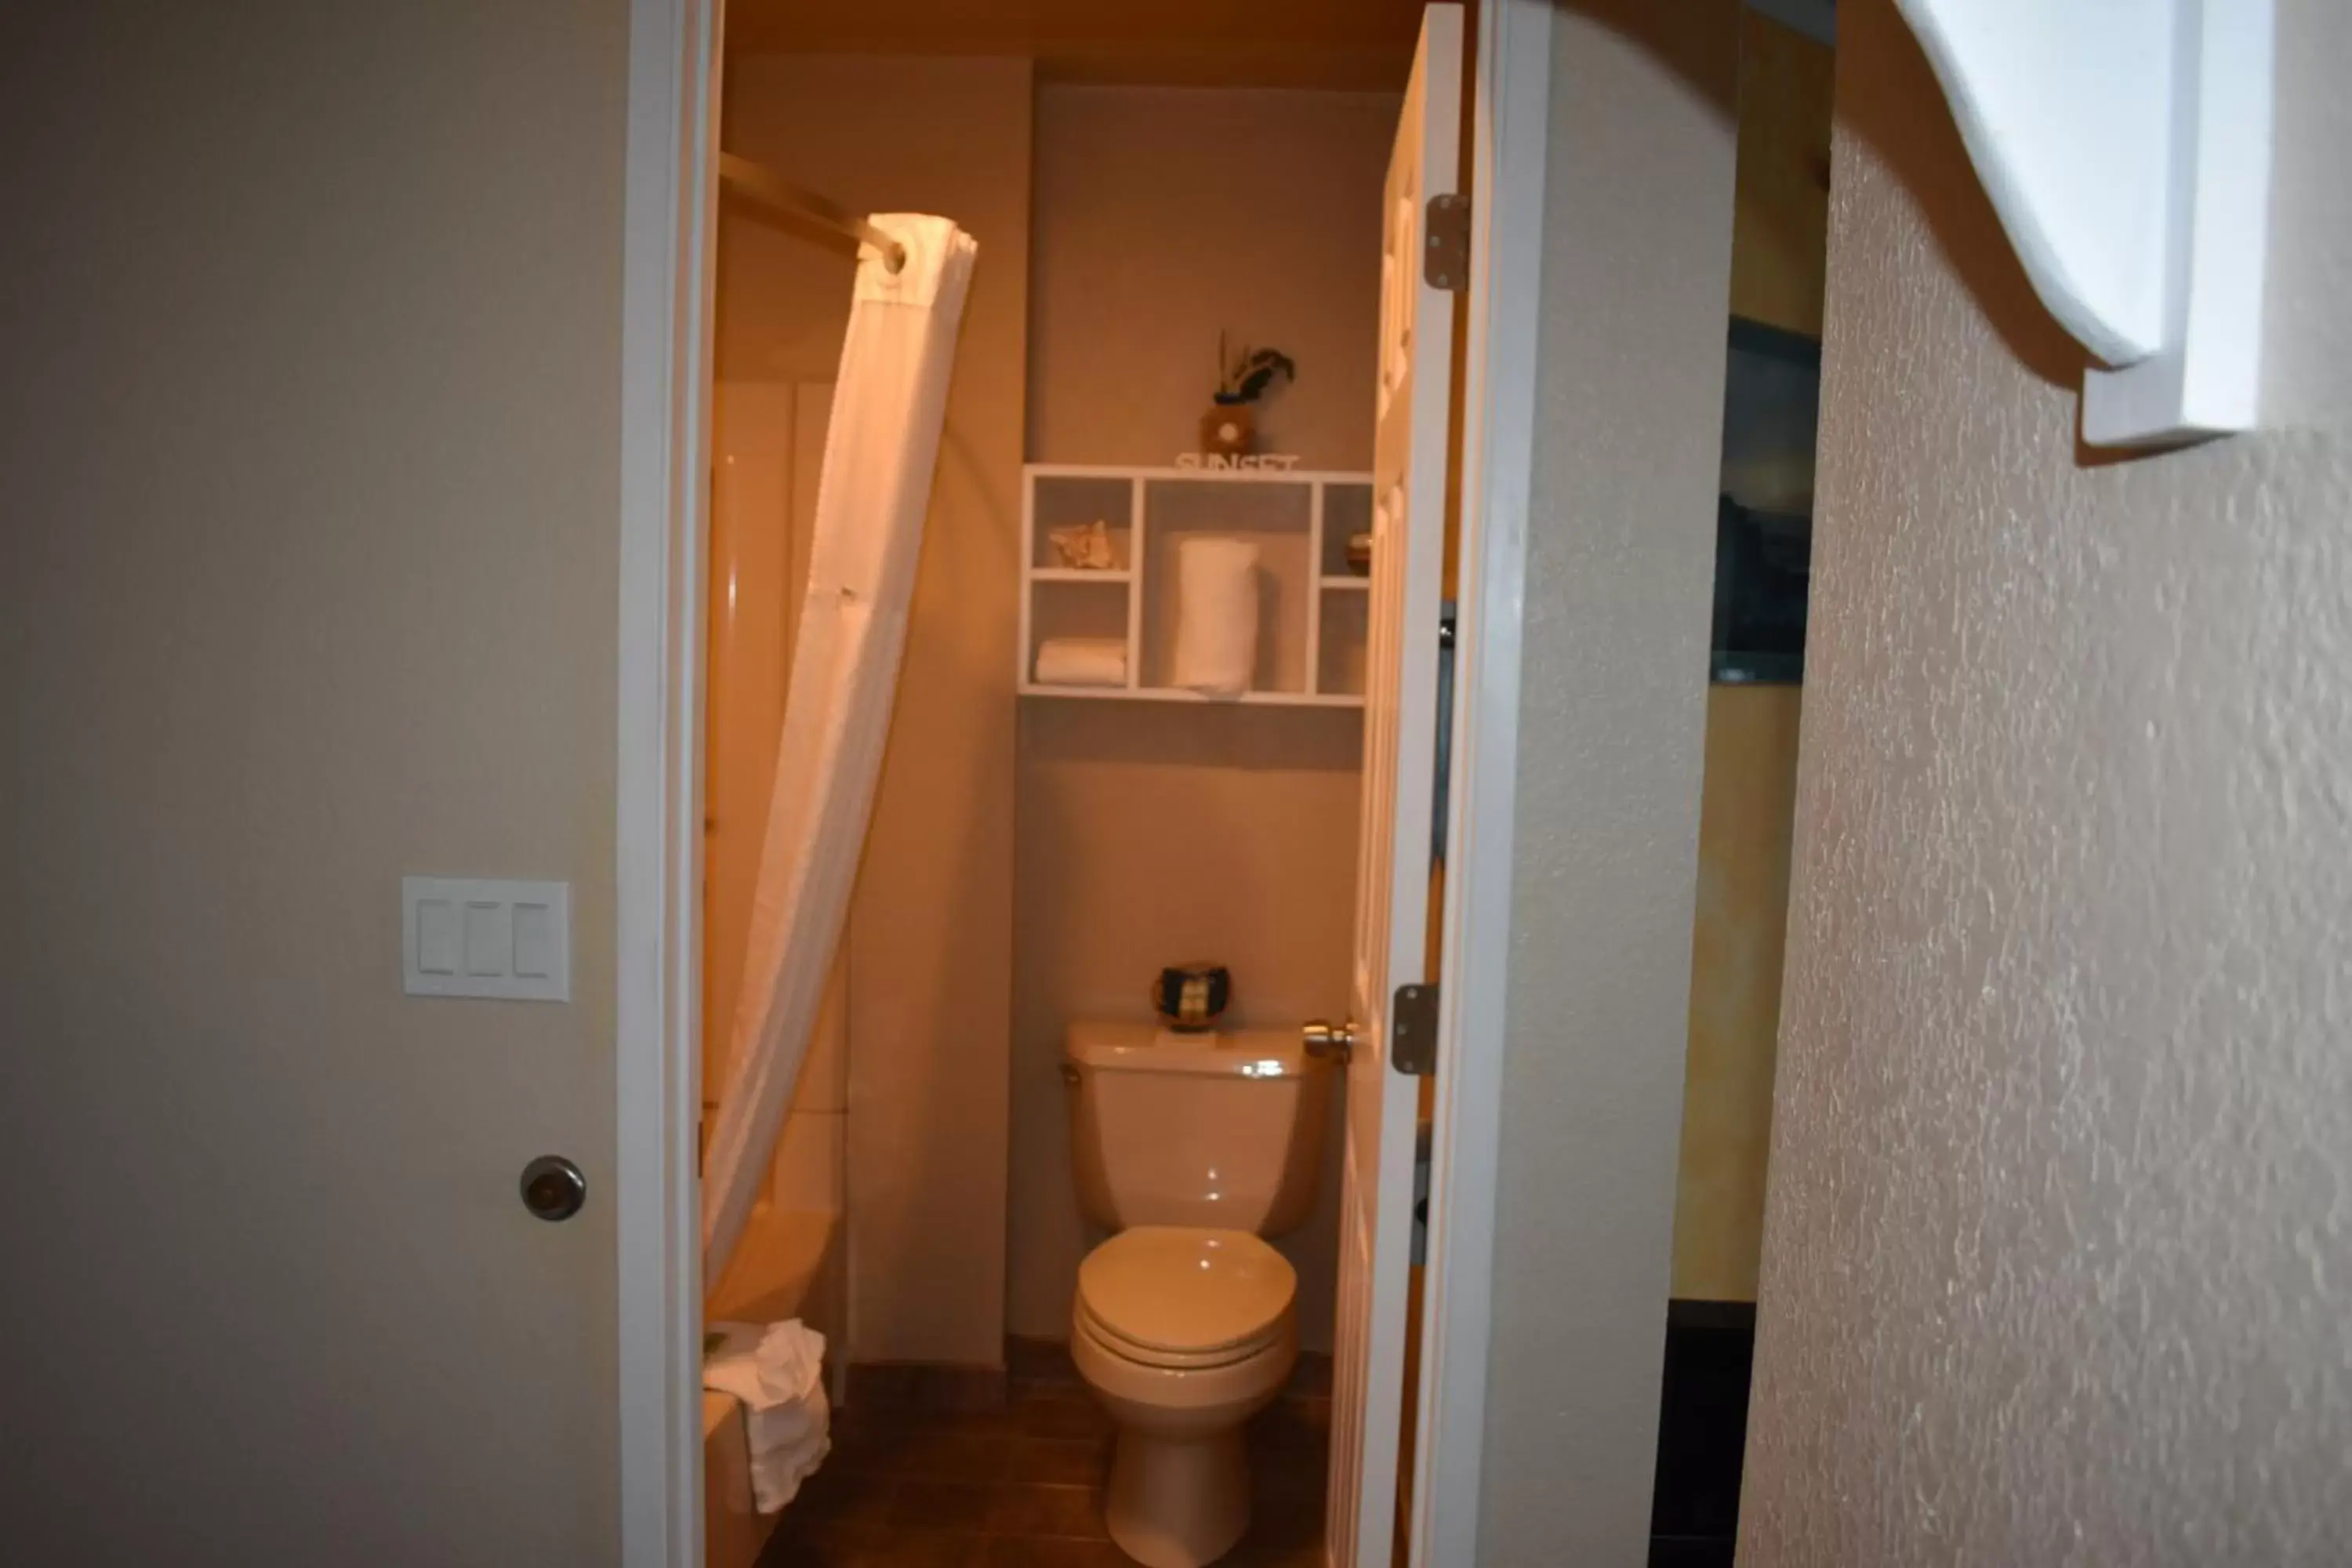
<box><xmin>1152</xmin><ymin>963</ymin><xmax>1232</xmax><ymax>1033</ymax></box>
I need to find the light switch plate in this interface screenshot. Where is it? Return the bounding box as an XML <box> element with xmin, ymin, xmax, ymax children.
<box><xmin>402</xmin><ymin>877</ymin><xmax>571</xmax><ymax>1001</ymax></box>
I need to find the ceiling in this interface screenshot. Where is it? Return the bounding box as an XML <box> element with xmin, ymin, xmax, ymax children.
<box><xmin>723</xmin><ymin>0</ymin><xmax>1432</xmax><ymax>90</ymax></box>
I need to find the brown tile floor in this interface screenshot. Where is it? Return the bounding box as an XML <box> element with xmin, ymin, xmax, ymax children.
<box><xmin>759</xmin><ymin>1350</ymin><xmax>1329</xmax><ymax>1568</ymax></box>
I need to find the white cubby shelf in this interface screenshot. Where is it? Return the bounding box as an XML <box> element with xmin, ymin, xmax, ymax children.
<box><xmin>1019</xmin><ymin>463</ymin><xmax>1376</xmax><ymax>709</ymax></box>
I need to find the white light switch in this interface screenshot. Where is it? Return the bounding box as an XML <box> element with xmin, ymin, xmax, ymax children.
<box><xmin>415</xmin><ymin>898</ymin><xmax>461</xmax><ymax>975</ymax></box>
<box><xmin>403</xmin><ymin>877</ymin><xmax>570</xmax><ymax>1001</ymax></box>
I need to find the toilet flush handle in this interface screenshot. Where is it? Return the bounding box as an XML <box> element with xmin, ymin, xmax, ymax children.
<box><xmin>1302</xmin><ymin>1019</ymin><xmax>1356</xmax><ymax>1066</ymax></box>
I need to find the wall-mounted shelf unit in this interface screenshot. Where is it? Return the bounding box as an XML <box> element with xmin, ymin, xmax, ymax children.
<box><xmin>1020</xmin><ymin>464</ymin><xmax>1375</xmax><ymax>709</ymax></box>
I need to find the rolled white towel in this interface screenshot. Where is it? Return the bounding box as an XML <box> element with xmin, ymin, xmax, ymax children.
<box><xmin>1034</xmin><ymin>637</ymin><xmax>1128</xmax><ymax>688</ymax></box>
<box><xmin>1171</xmin><ymin>536</ymin><xmax>1261</xmax><ymax>698</ymax></box>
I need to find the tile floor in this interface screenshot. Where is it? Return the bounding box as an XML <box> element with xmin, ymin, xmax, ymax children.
<box><xmin>758</xmin><ymin>1347</ymin><xmax>1329</xmax><ymax>1567</ymax></box>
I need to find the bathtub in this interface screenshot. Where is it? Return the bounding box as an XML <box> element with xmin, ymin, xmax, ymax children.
<box><xmin>704</xmin><ymin>1203</ymin><xmax>843</xmax><ymax>1568</ymax></box>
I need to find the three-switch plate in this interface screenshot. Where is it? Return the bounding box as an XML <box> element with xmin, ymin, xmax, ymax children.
<box><xmin>402</xmin><ymin>877</ymin><xmax>571</xmax><ymax>1002</ymax></box>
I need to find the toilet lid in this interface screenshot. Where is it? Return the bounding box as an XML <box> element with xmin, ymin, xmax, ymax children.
<box><xmin>1077</xmin><ymin>1225</ymin><xmax>1295</xmax><ymax>1357</ymax></box>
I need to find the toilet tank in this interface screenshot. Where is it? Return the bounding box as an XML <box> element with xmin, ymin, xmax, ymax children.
<box><xmin>1063</xmin><ymin>1019</ymin><xmax>1332</xmax><ymax>1236</ymax></box>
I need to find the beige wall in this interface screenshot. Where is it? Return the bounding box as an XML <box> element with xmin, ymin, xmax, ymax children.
<box><xmin>1007</xmin><ymin>85</ymin><xmax>1395</xmax><ymax>1352</ymax></box>
<box><xmin>1027</xmin><ymin>85</ymin><xmax>1397</xmax><ymax>470</ymax></box>
<box><xmin>1743</xmin><ymin>0</ymin><xmax>2352</xmax><ymax>1559</ymax></box>
<box><xmin>1009</xmin><ymin>705</ymin><xmax>1364</xmax><ymax>1347</ymax></box>
<box><xmin>1671</xmin><ymin>684</ymin><xmax>1802</xmax><ymax>1301</ymax></box>
<box><xmin>720</xmin><ymin>54</ymin><xmax>1031</xmax><ymax>1367</ymax></box>
<box><xmin>1478</xmin><ymin>1</ymin><xmax>1740</xmax><ymax>1561</ymax></box>
<box><xmin>0</xmin><ymin>2</ymin><xmax>628</xmax><ymax>1560</ymax></box>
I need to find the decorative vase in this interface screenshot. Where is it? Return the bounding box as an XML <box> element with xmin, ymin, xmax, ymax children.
<box><xmin>1200</xmin><ymin>397</ymin><xmax>1255</xmax><ymax>459</ymax></box>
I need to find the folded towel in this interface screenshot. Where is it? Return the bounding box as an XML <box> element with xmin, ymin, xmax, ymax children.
<box><xmin>1035</xmin><ymin>637</ymin><xmax>1128</xmax><ymax>688</ymax></box>
<box><xmin>1171</xmin><ymin>536</ymin><xmax>1261</xmax><ymax>698</ymax></box>
<box><xmin>705</xmin><ymin>1319</ymin><xmax>831</xmax><ymax>1512</ymax></box>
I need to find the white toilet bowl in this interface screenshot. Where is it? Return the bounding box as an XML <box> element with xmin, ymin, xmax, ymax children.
<box><xmin>1071</xmin><ymin>1225</ymin><xmax>1298</xmax><ymax>1568</ymax></box>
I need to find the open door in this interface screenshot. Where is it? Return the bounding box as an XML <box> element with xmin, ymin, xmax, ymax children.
<box><xmin>1326</xmin><ymin>8</ymin><xmax>1461</xmax><ymax>1566</ymax></box>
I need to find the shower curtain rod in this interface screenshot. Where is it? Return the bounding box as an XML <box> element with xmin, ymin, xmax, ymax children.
<box><xmin>718</xmin><ymin>152</ymin><xmax>906</xmax><ymax>274</ymax></box>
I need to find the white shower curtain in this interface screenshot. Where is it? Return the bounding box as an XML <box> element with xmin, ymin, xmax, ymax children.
<box><xmin>702</xmin><ymin>213</ymin><xmax>978</xmax><ymax>1284</ymax></box>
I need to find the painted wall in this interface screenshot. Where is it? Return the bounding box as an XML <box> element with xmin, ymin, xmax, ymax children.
<box><xmin>0</xmin><ymin>2</ymin><xmax>627</xmax><ymax>1560</ymax></box>
<box><xmin>719</xmin><ymin>54</ymin><xmax>1031</xmax><ymax>1367</ymax></box>
<box><xmin>1664</xmin><ymin>8</ymin><xmax>1833</xmax><ymax>1305</ymax></box>
<box><xmin>1671</xmin><ymin>683</ymin><xmax>1802</xmax><ymax>1301</ymax></box>
<box><xmin>1742</xmin><ymin>0</ymin><xmax>2352</xmax><ymax>1559</ymax></box>
<box><xmin>1477</xmin><ymin>0</ymin><xmax>1740</xmax><ymax>1561</ymax></box>
<box><xmin>1007</xmin><ymin>85</ymin><xmax>1396</xmax><ymax>1352</ymax></box>
<box><xmin>1726</xmin><ymin>12</ymin><xmax>1833</xmax><ymax>339</ymax></box>
<box><xmin>1026</xmin><ymin>85</ymin><xmax>1397</xmax><ymax>466</ymax></box>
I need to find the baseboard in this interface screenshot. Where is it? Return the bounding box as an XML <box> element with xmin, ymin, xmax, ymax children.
<box><xmin>843</xmin><ymin>1358</ymin><xmax>1010</xmax><ymax>1414</ymax></box>
<box><xmin>1005</xmin><ymin>1332</ymin><xmax>1333</xmax><ymax>1402</ymax></box>
<box><xmin>1650</xmin><ymin>1297</ymin><xmax>1757</xmax><ymax>1565</ymax></box>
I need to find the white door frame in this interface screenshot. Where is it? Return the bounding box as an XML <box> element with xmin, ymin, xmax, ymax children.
<box><xmin>608</xmin><ymin>2</ymin><xmax>1549</xmax><ymax>1563</ymax></box>
<box><xmin>1410</xmin><ymin>0</ymin><xmax>1552</xmax><ymax>1560</ymax></box>
<box><xmin>616</xmin><ymin>0</ymin><xmax>720</xmax><ymax>1564</ymax></box>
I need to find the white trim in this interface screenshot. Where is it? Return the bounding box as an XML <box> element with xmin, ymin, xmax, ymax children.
<box><xmin>612</xmin><ymin>2</ymin><xmax>1543</xmax><ymax>1555</ymax></box>
<box><xmin>1028</xmin><ymin>567</ymin><xmax>1134</xmax><ymax>584</ymax></box>
<box><xmin>617</xmin><ymin>0</ymin><xmax>719</xmax><ymax>1564</ymax></box>
<box><xmin>1017</xmin><ymin>684</ymin><xmax>1366</xmax><ymax>708</ymax></box>
<box><xmin>1304</xmin><ymin>478</ymin><xmax>1326</xmax><ymax>699</ymax></box>
<box><xmin>1893</xmin><ymin>0</ymin><xmax>2274</xmax><ymax>445</ymax></box>
<box><xmin>1025</xmin><ymin>461</ymin><xmax>1375</xmax><ymax>485</ymax></box>
<box><xmin>1410</xmin><ymin>0</ymin><xmax>1552</xmax><ymax>1561</ymax></box>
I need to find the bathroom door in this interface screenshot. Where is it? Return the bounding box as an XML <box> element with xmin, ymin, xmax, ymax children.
<box><xmin>1329</xmin><ymin>8</ymin><xmax>1461</xmax><ymax>1566</ymax></box>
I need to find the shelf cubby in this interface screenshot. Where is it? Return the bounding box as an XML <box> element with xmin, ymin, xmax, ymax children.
<box><xmin>1020</xmin><ymin>465</ymin><xmax>1374</xmax><ymax>709</ymax></box>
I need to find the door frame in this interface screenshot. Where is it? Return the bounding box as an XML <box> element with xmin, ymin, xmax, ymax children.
<box><xmin>610</xmin><ymin>2</ymin><xmax>1551</xmax><ymax>1563</ymax></box>
<box><xmin>616</xmin><ymin>0</ymin><xmax>720</xmax><ymax>1564</ymax></box>
<box><xmin>1409</xmin><ymin>0</ymin><xmax>1552</xmax><ymax>1560</ymax></box>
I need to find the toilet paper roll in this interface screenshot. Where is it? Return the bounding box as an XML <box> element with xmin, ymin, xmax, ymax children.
<box><xmin>1171</xmin><ymin>537</ymin><xmax>1261</xmax><ymax>698</ymax></box>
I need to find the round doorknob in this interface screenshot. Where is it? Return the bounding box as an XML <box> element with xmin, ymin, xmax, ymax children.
<box><xmin>1303</xmin><ymin>1019</ymin><xmax>1356</xmax><ymax>1065</ymax></box>
<box><xmin>520</xmin><ymin>1155</ymin><xmax>587</xmax><ymax>1222</ymax></box>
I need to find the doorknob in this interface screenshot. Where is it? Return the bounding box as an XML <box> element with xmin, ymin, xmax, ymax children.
<box><xmin>520</xmin><ymin>1155</ymin><xmax>587</xmax><ymax>1222</ymax></box>
<box><xmin>1303</xmin><ymin>1019</ymin><xmax>1356</xmax><ymax>1065</ymax></box>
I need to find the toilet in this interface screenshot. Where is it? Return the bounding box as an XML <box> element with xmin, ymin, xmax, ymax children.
<box><xmin>1062</xmin><ymin>1019</ymin><xmax>1332</xmax><ymax>1568</ymax></box>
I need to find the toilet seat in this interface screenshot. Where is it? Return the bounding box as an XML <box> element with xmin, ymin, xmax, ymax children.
<box><xmin>1076</xmin><ymin>1299</ymin><xmax>1279</xmax><ymax>1371</ymax></box>
<box><xmin>1076</xmin><ymin>1225</ymin><xmax>1295</xmax><ymax>1370</ymax></box>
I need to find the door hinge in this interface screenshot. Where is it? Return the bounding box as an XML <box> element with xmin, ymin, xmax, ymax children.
<box><xmin>1424</xmin><ymin>193</ymin><xmax>1471</xmax><ymax>292</ymax></box>
<box><xmin>1410</xmin><ymin>1123</ymin><xmax>1432</xmax><ymax>1267</ymax></box>
<box><xmin>1392</xmin><ymin>981</ymin><xmax>1440</xmax><ymax>1076</ymax></box>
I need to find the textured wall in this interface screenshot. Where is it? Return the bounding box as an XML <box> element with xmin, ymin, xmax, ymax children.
<box><xmin>1742</xmin><ymin>1</ymin><xmax>2352</xmax><ymax>1562</ymax></box>
<box><xmin>1475</xmin><ymin>0</ymin><xmax>1740</xmax><ymax>1560</ymax></box>
<box><xmin>720</xmin><ymin>55</ymin><xmax>1032</xmax><ymax>1367</ymax></box>
<box><xmin>0</xmin><ymin>2</ymin><xmax>627</xmax><ymax>1559</ymax></box>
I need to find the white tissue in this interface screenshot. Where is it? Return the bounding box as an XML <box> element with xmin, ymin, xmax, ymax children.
<box><xmin>705</xmin><ymin>1319</ymin><xmax>831</xmax><ymax>1513</ymax></box>
<box><xmin>1035</xmin><ymin>637</ymin><xmax>1128</xmax><ymax>688</ymax></box>
<box><xmin>1171</xmin><ymin>536</ymin><xmax>1261</xmax><ymax>698</ymax></box>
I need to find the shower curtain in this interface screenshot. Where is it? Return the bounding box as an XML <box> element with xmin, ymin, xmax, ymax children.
<box><xmin>702</xmin><ymin>213</ymin><xmax>978</xmax><ymax>1284</ymax></box>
